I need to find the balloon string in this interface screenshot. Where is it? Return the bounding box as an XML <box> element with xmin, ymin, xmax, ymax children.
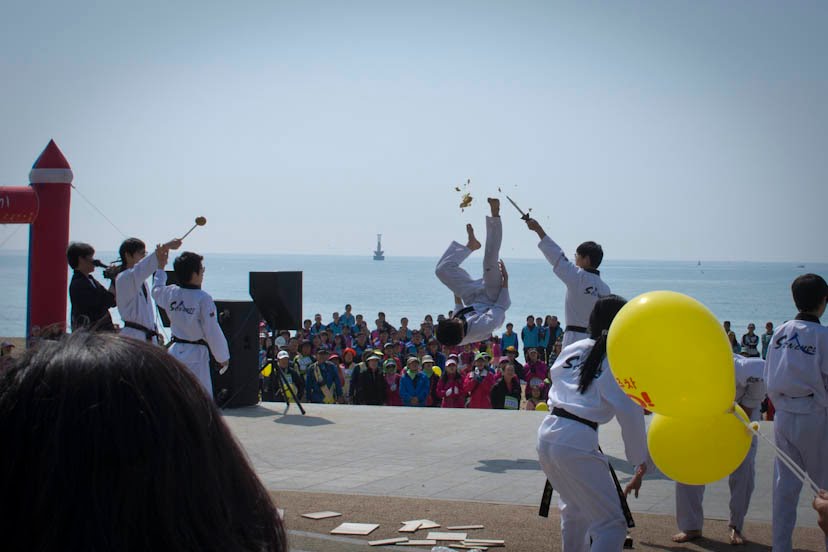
<box><xmin>736</xmin><ymin>412</ymin><xmax>821</xmax><ymax>495</ymax></box>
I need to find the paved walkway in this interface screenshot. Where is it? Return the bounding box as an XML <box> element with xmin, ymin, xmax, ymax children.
<box><xmin>223</xmin><ymin>402</ymin><xmax>820</xmax><ymax>528</ymax></box>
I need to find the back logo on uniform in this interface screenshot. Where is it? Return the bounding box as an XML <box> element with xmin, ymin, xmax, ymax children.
<box><xmin>773</xmin><ymin>332</ymin><xmax>816</xmax><ymax>356</ymax></box>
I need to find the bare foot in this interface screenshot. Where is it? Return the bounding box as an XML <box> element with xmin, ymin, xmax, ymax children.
<box><xmin>488</xmin><ymin>197</ymin><xmax>500</xmax><ymax>217</ymax></box>
<box><xmin>672</xmin><ymin>530</ymin><xmax>702</xmax><ymax>543</ymax></box>
<box><xmin>466</xmin><ymin>224</ymin><xmax>481</xmax><ymax>251</ymax></box>
<box><xmin>729</xmin><ymin>528</ymin><xmax>745</xmax><ymax>545</ymax></box>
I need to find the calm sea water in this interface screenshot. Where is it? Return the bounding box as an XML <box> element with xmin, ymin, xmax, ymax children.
<box><xmin>0</xmin><ymin>250</ymin><xmax>824</xmax><ymax>338</ymax></box>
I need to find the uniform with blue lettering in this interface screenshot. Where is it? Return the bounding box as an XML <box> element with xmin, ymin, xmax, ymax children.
<box><xmin>152</xmin><ymin>270</ymin><xmax>230</xmax><ymax>395</ymax></box>
<box><xmin>764</xmin><ymin>315</ymin><xmax>828</xmax><ymax>551</ymax></box>
<box><xmin>673</xmin><ymin>356</ymin><xmax>766</xmax><ymax>544</ymax></box>
<box><xmin>537</xmin><ymin>236</ymin><xmax>610</xmax><ymax>348</ymax></box>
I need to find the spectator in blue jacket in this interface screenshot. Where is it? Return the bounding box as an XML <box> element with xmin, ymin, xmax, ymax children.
<box><xmin>400</xmin><ymin>356</ymin><xmax>430</xmax><ymax>407</ymax></box>
<box><xmin>501</xmin><ymin>322</ymin><xmax>519</xmax><ymax>351</ymax></box>
<box><xmin>326</xmin><ymin>312</ymin><xmax>343</xmax><ymax>335</ymax></box>
<box><xmin>340</xmin><ymin>304</ymin><xmax>356</xmax><ymax>329</ymax></box>
<box><xmin>521</xmin><ymin>315</ymin><xmax>540</xmax><ymax>356</ymax></box>
<box><xmin>305</xmin><ymin>347</ymin><xmax>343</xmax><ymax>404</ymax></box>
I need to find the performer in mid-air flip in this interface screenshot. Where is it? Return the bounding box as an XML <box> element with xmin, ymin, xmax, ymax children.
<box><xmin>435</xmin><ymin>197</ymin><xmax>511</xmax><ymax>347</ymax></box>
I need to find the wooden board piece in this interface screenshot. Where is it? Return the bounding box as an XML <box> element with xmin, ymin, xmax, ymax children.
<box><xmin>456</xmin><ymin>546</ymin><xmax>488</xmax><ymax>550</ymax></box>
<box><xmin>400</xmin><ymin>540</ymin><xmax>437</xmax><ymax>546</ymax></box>
<box><xmin>427</xmin><ymin>531</ymin><xmax>467</xmax><ymax>541</ymax></box>
<box><xmin>330</xmin><ymin>522</ymin><xmax>380</xmax><ymax>536</ymax></box>
<box><xmin>301</xmin><ymin>511</ymin><xmax>342</xmax><ymax>520</ymax></box>
<box><xmin>463</xmin><ymin>538</ymin><xmax>505</xmax><ymax>546</ymax></box>
<box><xmin>369</xmin><ymin>537</ymin><xmax>409</xmax><ymax>546</ymax></box>
<box><xmin>447</xmin><ymin>525</ymin><xmax>484</xmax><ymax>530</ymax></box>
<box><xmin>398</xmin><ymin>521</ymin><xmax>422</xmax><ymax>533</ymax></box>
<box><xmin>402</xmin><ymin>519</ymin><xmax>441</xmax><ymax>530</ymax></box>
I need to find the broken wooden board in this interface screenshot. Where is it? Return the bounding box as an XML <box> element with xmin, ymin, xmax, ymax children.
<box><xmin>330</xmin><ymin>522</ymin><xmax>379</xmax><ymax>536</ymax></box>
<box><xmin>447</xmin><ymin>525</ymin><xmax>484</xmax><ymax>530</ymax></box>
<box><xmin>399</xmin><ymin>540</ymin><xmax>437</xmax><ymax>546</ymax></box>
<box><xmin>368</xmin><ymin>537</ymin><xmax>409</xmax><ymax>546</ymax></box>
<box><xmin>427</xmin><ymin>531</ymin><xmax>467</xmax><ymax>541</ymax></box>
<box><xmin>398</xmin><ymin>521</ymin><xmax>423</xmax><ymax>533</ymax></box>
<box><xmin>301</xmin><ymin>511</ymin><xmax>342</xmax><ymax>520</ymax></box>
<box><xmin>402</xmin><ymin>519</ymin><xmax>441</xmax><ymax>530</ymax></box>
<box><xmin>463</xmin><ymin>538</ymin><xmax>505</xmax><ymax>547</ymax></box>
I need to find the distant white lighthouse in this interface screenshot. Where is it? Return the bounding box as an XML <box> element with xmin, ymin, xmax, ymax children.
<box><xmin>373</xmin><ymin>234</ymin><xmax>385</xmax><ymax>261</ymax></box>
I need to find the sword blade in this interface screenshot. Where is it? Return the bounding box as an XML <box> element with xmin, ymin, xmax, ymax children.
<box><xmin>505</xmin><ymin>195</ymin><xmax>527</xmax><ymax>218</ymax></box>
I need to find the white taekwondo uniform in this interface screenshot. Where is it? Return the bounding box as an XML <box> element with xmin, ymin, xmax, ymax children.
<box><xmin>116</xmin><ymin>252</ymin><xmax>160</xmax><ymax>343</ymax></box>
<box><xmin>435</xmin><ymin>216</ymin><xmax>511</xmax><ymax>345</ymax></box>
<box><xmin>764</xmin><ymin>314</ymin><xmax>828</xmax><ymax>551</ymax></box>
<box><xmin>537</xmin><ymin>236</ymin><xmax>611</xmax><ymax>348</ymax></box>
<box><xmin>675</xmin><ymin>355</ymin><xmax>766</xmax><ymax>535</ymax></box>
<box><xmin>537</xmin><ymin>338</ymin><xmax>648</xmax><ymax>552</ymax></box>
<box><xmin>152</xmin><ymin>270</ymin><xmax>230</xmax><ymax>396</ymax></box>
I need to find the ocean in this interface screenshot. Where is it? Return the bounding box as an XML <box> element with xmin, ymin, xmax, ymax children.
<box><xmin>0</xmin><ymin>250</ymin><xmax>824</xmax><ymax>339</ymax></box>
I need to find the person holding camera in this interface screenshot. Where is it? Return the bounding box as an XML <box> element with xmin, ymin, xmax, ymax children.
<box><xmin>152</xmin><ymin>252</ymin><xmax>229</xmax><ymax>397</ymax></box>
<box><xmin>67</xmin><ymin>242</ymin><xmax>116</xmax><ymax>332</ymax></box>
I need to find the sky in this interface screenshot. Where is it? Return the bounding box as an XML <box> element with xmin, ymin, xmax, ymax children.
<box><xmin>1</xmin><ymin>1</ymin><xmax>826</xmax><ymax>262</ymax></box>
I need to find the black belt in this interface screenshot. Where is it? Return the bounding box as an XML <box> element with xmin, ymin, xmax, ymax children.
<box><xmin>539</xmin><ymin>410</ymin><xmax>635</xmax><ymax>530</ymax></box>
<box><xmin>124</xmin><ymin>321</ymin><xmax>157</xmax><ymax>341</ymax></box>
<box><xmin>552</xmin><ymin>407</ymin><xmax>598</xmax><ymax>430</ymax></box>
<box><xmin>171</xmin><ymin>336</ymin><xmax>209</xmax><ymax>347</ymax></box>
<box><xmin>565</xmin><ymin>325</ymin><xmax>588</xmax><ymax>334</ymax></box>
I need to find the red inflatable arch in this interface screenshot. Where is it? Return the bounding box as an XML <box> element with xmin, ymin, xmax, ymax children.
<box><xmin>0</xmin><ymin>140</ymin><xmax>72</xmax><ymax>340</ymax></box>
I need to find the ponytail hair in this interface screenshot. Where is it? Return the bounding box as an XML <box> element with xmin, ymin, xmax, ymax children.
<box><xmin>577</xmin><ymin>294</ymin><xmax>627</xmax><ymax>394</ymax></box>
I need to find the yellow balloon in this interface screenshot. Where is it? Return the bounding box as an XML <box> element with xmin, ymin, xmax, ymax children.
<box><xmin>607</xmin><ymin>291</ymin><xmax>734</xmax><ymax>417</ymax></box>
<box><xmin>648</xmin><ymin>406</ymin><xmax>752</xmax><ymax>485</ymax></box>
<box><xmin>535</xmin><ymin>402</ymin><xmax>549</xmax><ymax>411</ymax></box>
<box><xmin>433</xmin><ymin>366</ymin><xmax>442</xmax><ymax>377</ymax></box>
<box><xmin>261</xmin><ymin>363</ymin><xmax>272</xmax><ymax>377</ymax></box>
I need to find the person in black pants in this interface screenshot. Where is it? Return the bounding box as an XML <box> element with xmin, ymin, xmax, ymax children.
<box><xmin>67</xmin><ymin>242</ymin><xmax>115</xmax><ymax>331</ymax></box>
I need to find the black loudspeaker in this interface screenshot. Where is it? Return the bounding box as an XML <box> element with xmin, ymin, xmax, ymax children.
<box><xmin>249</xmin><ymin>272</ymin><xmax>303</xmax><ymax>330</ymax></box>
<box><xmin>211</xmin><ymin>300</ymin><xmax>261</xmax><ymax>408</ymax></box>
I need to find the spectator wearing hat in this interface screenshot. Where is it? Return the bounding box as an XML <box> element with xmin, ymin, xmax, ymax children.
<box><xmin>464</xmin><ymin>352</ymin><xmax>495</xmax><ymax>409</ymax></box>
<box><xmin>383</xmin><ymin>359</ymin><xmax>403</xmax><ymax>406</ymax></box>
<box><xmin>305</xmin><ymin>347</ymin><xmax>343</xmax><ymax>404</ymax></box>
<box><xmin>426</xmin><ymin>338</ymin><xmax>446</xmax><ymax>369</ymax></box>
<box><xmin>351</xmin><ymin>354</ymin><xmax>387</xmax><ymax>406</ymax></box>
<box><xmin>400</xmin><ymin>357</ymin><xmax>430</xmax><ymax>407</ymax></box>
<box><xmin>503</xmin><ymin>345</ymin><xmax>524</xmax><ymax>380</ymax></box>
<box><xmin>293</xmin><ymin>340</ymin><xmax>315</xmax><ymax>380</ymax></box>
<box><xmin>436</xmin><ymin>358</ymin><xmax>466</xmax><ymax>408</ymax></box>
<box><xmin>501</xmin><ymin>322</ymin><xmax>519</xmax><ymax>352</ymax></box>
<box><xmin>352</xmin><ymin>332</ymin><xmax>370</xmax><ymax>359</ymax></box>
<box><xmin>491</xmin><ymin>358</ymin><xmax>522</xmax><ymax>410</ymax></box>
<box><xmin>421</xmin><ymin>355</ymin><xmax>441</xmax><ymax>407</ymax></box>
<box><xmin>272</xmin><ymin>350</ymin><xmax>304</xmax><ymax>404</ymax></box>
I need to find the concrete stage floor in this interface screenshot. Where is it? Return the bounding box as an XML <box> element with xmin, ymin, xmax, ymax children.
<box><xmin>223</xmin><ymin>402</ymin><xmax>823</xmax><ymax>548</ymax></box>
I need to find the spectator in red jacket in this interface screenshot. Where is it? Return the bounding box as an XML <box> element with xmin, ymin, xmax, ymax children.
<box><xmin>383</xmin><ymin>359</ymin><xmax>402</xmax><ymax>406</ymax></box>
<box><xmin>525</xmin><ymin>378</ymin><xmax>546</xmax><ymax>410</ymax></box>
<box><xmin>464</xmin><ymin>352</ymin><xmax>495</xmax><ymax>409</ymax></box>
<box><xmin>523</xmin><ymin>348</ymin><xmax>548</xmax><ymax>383</ymax></box>
<box><xmin>437</xmin><ymin>357</ymin><xmax>466</xmax><ymax>408</ymax></box>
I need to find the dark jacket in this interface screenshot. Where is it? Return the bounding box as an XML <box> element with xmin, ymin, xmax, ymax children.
<box><xmin>351</xmin><ymin>365</ymin><xmax>387</xmax><ymax>405</ymax></box>
<box><xmin>491</xmin><ymin>375</ymin><xmax>522</xmax><ymax>409</ymax></box>
<box><xmin>69</xmin><ymin>270</ymin><xmax>116</xmax><ymax>331</ymax></box>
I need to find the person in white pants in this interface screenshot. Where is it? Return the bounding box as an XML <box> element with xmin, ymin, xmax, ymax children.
<box><xmin>537</xmin><ymin>295</ymin><xmax>649</xmax><ymax>552</ymax></box>
<box><xmin>435</xmin><ymin>198</ymin><xmax>511</xmax><ymax>347</ymax></box>
<box><xmin>764</xmin><ymin>273</ymin><xmax>828</xmax><ymax>551</ymax></box>
<box><xmin>152</xmin><ymin>252</ymin><xmax>230</xmax><ymax>397</ymax></box>
<box><xmin>115</xmin><ymin>237</ymin><xmax>181</xmax><ymax>343</ymax></box>
<box><xmin>523</xmin><ymin>218</ymin><xmax>610</xmax><ymax>348</ymax></box>
<box><xmin>672</xmin><ymin>354</ymin><xmax>766</xmax><ymax>545</ymax></box>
